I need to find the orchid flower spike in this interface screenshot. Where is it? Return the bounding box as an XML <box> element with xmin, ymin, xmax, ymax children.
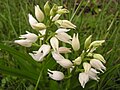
<box><xmin>48</xmin><ymin>69</ymin><xmax>64</xmax><ymax>81</ymax></box>
<box><xmin>29</xmin><ymin>44</ymin><xmax>50</xmax><ymax>61</ymax></box>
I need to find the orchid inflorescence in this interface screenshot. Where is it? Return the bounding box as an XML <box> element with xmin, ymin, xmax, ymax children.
<box><xmin>14</xmin><ymin>1</ymin><xmax>106</xmax><ymax>88</ymax></box>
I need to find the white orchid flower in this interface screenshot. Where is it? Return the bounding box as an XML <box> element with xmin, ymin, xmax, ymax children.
<box><xmin>87</xmin><ymin>68</ymin><xmax>100</xmax><ymax>81</ymax></box>
<box><xmin>14</xmin><ymin>40</ymin><xmax>32</xmax><ymax>47</ymax></box>
<box><xmin>52</xmin><ymin>51</ymin><xmax>73</xmax><ymax>68</ymax></box>
<box><xmin>79</xmin><ymin>72</ymin><xmax>89</xmax><ymax>88</ymax></box>
<box><xmin>90</xmin><ymin>59</ymin><xmax>106</xmax><ymax>73</ymax></box>
<box><xmin>19</xmin><ymin>31</ymin><xmax>38</xmax><ymax>42</ymax></box>
<box><xmin>35</xmin><ymin>5</ymin><xmax>44</xmax><ymax>22</ymax></box>
<box><xmin>14</xmin><ymin>31</ymin><xmax>38</xmax><ymax>47</ymax></box>
<box><xmin>29</xmin><ymin>44</ymin><xmax>50</xmax><ymax>61</ymax></box>
<box><xmin>55</xmin><ymin>32</ymin><xmax>72</xmax><ymax>44</ymax></box>
<box><xmin>52</xmin><ymin>51</ymin><xmax>64</xmax><ymax>61</ymax></box>
<box><xmin>48</xmin><ymin>69</ymin><xmax>64</xmax><ymax>81</ymax></box>
<box><xmin>72</xmin><ymin>33</ymin><xmax>80</xmax><ymax>51</ymax></box>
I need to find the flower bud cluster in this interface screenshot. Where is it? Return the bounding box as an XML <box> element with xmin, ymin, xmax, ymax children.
<box><xmin>14</xmin><ymin>1</ymin><xmax>106</xmax><ymax>88</ymax></box>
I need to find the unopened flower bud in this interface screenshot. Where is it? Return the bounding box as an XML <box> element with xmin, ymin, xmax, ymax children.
<box><xmin>84</xmin><ymin>35</ymin><xmax>92</xmax><ymax>49</ymax></box>
<box><xmin>93</xmin><ymin>54</ymin><xmax>106</xmax><ymax>63</ymax></box>
<box><xmin>89</xmin><ymin>40</ymin><xmax>105</xmax><ymax>49</ymax></box>
<box><xmin>52</xmin><ymin>14</ymin><xmax>61</xmax><ymax>21</ymax></box>
<box><xmin>55</xmin><ymin>20</ymin><xmax>76</xmax><ymax>29</ymax></box>
<box><xmin>83</xmin><ymin>62</ymin><xmax>91</xmax><ymax>72</ymax></box>
<box><xmin>35</xmin><ymin>5</ymin><xmax>44</xmax><ymax>22</ymax></box>
<box><xmin>44</xmin><ymin>1</ymin><xmax>50</xmax><ymax>16</ymax></box>
<box><xmin>57</xmin><ymin>9</ymin><xmax>69</xmax><ymax>14</ymax></box>
<box><xmin>73</xmin><ymin>56</ymin><xmax>82</xmax><ymax>65</ymax></box>
<box><xmin>50</xmin><ymin>4</ymin><xmax>58</xmax><ymax>16</ymax></box>
<box><xmin>72</xmin><ymin>33</ymin><xmax>80</xmax><ymax>51</ymax></box>
<box><xmin>32</xmin><ymin>23</ymin><xmax>46</xmax><ymax>30</ymax></box>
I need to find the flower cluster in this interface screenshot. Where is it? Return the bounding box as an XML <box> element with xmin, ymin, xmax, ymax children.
<box><xmin>14</xmin><ymin>1</ymin><xmax>106</xmax><ymax>88</ymax></box>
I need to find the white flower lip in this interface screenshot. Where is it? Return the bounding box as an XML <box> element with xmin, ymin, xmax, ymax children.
<box><xmin>48</xmin><ymin>69</ymin><xmax>64</xmax><ymax>81</ymax></box>
<box><xmin>29</xmin><ymin>44</ymin><xmax>50</xmax><ymax>61</ymax></box>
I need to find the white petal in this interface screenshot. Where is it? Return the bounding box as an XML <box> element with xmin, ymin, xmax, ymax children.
<box><xmin>28</xmin><ymin>14</ymin><xmax>38</xmax><ymax>29</ymax></box>
<box><xmin>52</xmin><ymin>51</ymin><xmax>65</xmax><ymax>61</ymax></box>
<box><xmin>57</xmin><ymin>59</ymin><xmax>73</xmax><ymax>68</ymax></box>
<box><xmin>55</xmin><ymin>32</ymin><xmax>72</xmax><ymax>44</ymax></box>
<box><xmin>83</xmin><ymin>62</ymin><xmax>91</xmax><ymax>72</ymax></box>
<box><xmin>50</xmin><ymin>37</ymin><xmax>59</xmax><ymax>51</ymax></box>
<box><xmin>52</xmin><ymin>14</ymin><xmax>61</xmax><ymax>21</ymax></box>
<box><xmin>56</xmin><ymin>28</ymin><xmax>70</xmax><ymax>33</ymax></box>
<box><xmin>58</xmin><ymin>47</ymin><xmax>71</xmax><ymax>53</ymax></box>
<box><xmin>14</xmin><ymin>40</ymin><xmax>32</xmax><ymax>47</ymax></box>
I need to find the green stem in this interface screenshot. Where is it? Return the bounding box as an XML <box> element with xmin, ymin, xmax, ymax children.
<box><xmin>34</xmin><ymin>68</ymin><xmax>43</xmax><ymax>90</ymax></box>
<box><xmin>70</xmin><ymin>0</ymin><xmax>83</xmax><ymax>21</ymax></box>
